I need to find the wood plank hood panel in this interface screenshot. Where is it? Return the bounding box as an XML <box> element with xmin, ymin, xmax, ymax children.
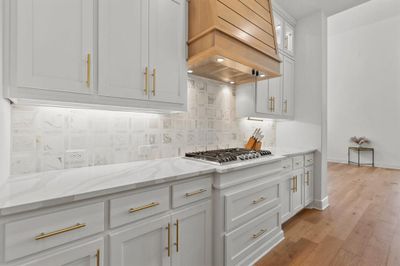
<box><xmin>188</xmin><ymin>0</ymin><xmax>281</xmax><ymax>84</ymax></box>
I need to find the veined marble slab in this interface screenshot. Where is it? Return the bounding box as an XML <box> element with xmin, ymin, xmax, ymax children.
<box><xmin>0</xmin><ymin>149</ymin><xmax>316</xmax><ymax>216</ymax></box>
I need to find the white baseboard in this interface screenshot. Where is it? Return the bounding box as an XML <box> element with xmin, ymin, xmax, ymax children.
<box><xmin>313</xmin><ymin>196</ymin><xmax>329</xmax><ymax>211</ymax></box>
<box><xmin>327</xmin><ymin>158</ymin><xmax>400</xmax><ymax>170</ymax></box>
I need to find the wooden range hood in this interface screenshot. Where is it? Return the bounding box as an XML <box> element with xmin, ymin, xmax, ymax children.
<box><xmin>188</xmin><ymin>0</ymin><xmax>281</xmax><ymax>85</ymax></box>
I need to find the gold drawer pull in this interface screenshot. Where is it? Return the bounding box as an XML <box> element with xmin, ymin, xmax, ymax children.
<box><xmin>185</xmin><ymin>188</ymin><xmax>207</xmax><ymax>197</ymax></box>
<box><xmin>144</xmin><ymin>66</ymin><xmax>149</xmax><ymax>95</ymax></box>
<box><xmin>252</xmin><ymin>197</ymin><xmax>265</xmax><ymax>204</ymax></box>
<box><xmin>166</xmin><ymin>223</ymin><xmax>171</xmax><ymax>257</ymax></box>
<box><xmin>96</xmin><ymin>249</ymin><xmax>100</xmax><ymax>266</ymax></box>
<box><xmin>35</xmin><ymin>223</ymin><xmax>86</xmax><ymax>240</ymax></box>
<box><xmin>86</xmin><ymin>53</ymin><xmax>91</xmax><ymax>88</ymax></box>
<box><xmin>129</xmin><ymin>202</ymin><xmax>160</xmax><ymax>213</ymax></box>
<box><xmin>252</xmin><ymin>229</ymin><xmax>267</xmax><ymax>239</ymax></box>
<box><xmin>152</xmin><ymin>68</ymin><xmax>156</xmax><ymax>96</ymax></box>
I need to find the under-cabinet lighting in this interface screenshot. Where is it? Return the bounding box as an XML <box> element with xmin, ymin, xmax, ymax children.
<box><xmin>260</xmin><ymin>74</ymin><xmax>266</xmax><ymax>78</ymax></box>
<box><xmin>187</xmin><ymin>69</ymin><xmax>193</xmax><ymax>74</ymax></box>
<box><xmin>217</xmin><ymin>58</ymin><xmax>225</xmax><ymax>63</ymax></box>
<box><xmin>230</xmin><ymin>81</ymin><xmax>235</xmax><ymax>84</ymax></box>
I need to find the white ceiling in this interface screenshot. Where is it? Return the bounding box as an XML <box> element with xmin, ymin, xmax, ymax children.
<box><xmin>273</xmin><ymin>0</ymin><xmax>372</xmax><ymax>19</ymax></box>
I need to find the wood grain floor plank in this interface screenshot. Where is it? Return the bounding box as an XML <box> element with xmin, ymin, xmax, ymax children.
<box><xmin>256</xmin><ymin>163</ymin><xmax>400</xmax><ymax>266</ymax></box>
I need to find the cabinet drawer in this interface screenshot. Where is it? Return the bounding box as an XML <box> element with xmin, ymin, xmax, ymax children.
<box><xmin>172</xmin><ymin>177</ymin><xmax>212</xmax><ymax>208</ymax></box>
<box><xmin>225</xmin><ymin>177</ymin><xmax>280</xmax><ymax>231</ymax></box>
<box><xmin>225</xmin><ymin>206</ymin><xmax>281</xmax><ymax>266</ymax></box>
<box><xmin>282</xmin><ymin>158</ymin><xmax>292</xmax><ymax>171</ymax></box>
<box><xmin>110</xmin><ymin>187</ymin><xmax>170</xmax><ymax>228</ymax></box>
<box><xmin>293</xmin><ymin>156</ymin><xmax>304</xmax><ymax>169</ymax></box>
<box><xmin>4</xmin><ymin>202</ymin><xmax>104</xmax><ymax>261</ymax></box>
<box><xmin>304</xmin><ymin>153</ymin><xmax>314</xmax><ymax>166</ymax></box>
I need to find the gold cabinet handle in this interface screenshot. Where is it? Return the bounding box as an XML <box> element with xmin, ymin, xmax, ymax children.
<box><xmin>166</xmin><ymin>223</ymin><xmax>171</xmax><ymax>257</ymax></box>
<box><xmin>295</xmin><ymin>175</ymin><xmax>298</xmax><ymax>192</ymax></box>
<box><xmin>268</xmin><ymin>97</ymin><xmax>272</xmax><ymax>112</ymax></box>
<box><xmin>291</xmin><ymin>176</ymin><xmax>296</xmax><ymax>192</ymax></box>
<box><xmin>283</xmin><ymin>99</ymin><xmax>288</xmax><ymax>113</ymax></box>
<box><xmin>96</xmin><ymin>249</ymin><xmax>100</xmax><ymax>266</ymax></box>
<box><xmin>86</xmin><ymin>53</ymin><xmax>91</xmax><ymax>88</ymax></box>
<box><xmin>252</xmin><ymin>197</ymin><xmax>265</xmax><ymax>204</ymax></box>
<box><xmin>272</xmin><ymin>97</ymin><xmax>276</xmax><ymax>112</ymax></box>
<box><xmin>174</xmin><ymin>219</ymin><xmax>179</xmax><ymax>252</ymax></box>
<box><xmin>35</xmin><ymin>223</ymin><xmax>86</xmax><ymax>240</ymax></box>
<box><xmin>152</xmin><ymin>68</ymin><xmax>156</xmax><ymax>96</ymax></box>
<box><xmin>252</xmin><ymin>229</ymin><xmax>267</xmax><ymax>239</ymax></box>
<box><xmin>144</xmin><ymin>67</ymin><xmax>149</xmax><ymax>95</ymax></box>
<box><xmin>129</xmin><ymin>202</ymin><xmax>160</xmax><ymax>213</ymax></box>
<box><xmin>185</xmin><ymin>188</ymin><xmax>207</xmax><ymax>197</ymax></box>
<box><xmin>306</xmin><ymin>171</ymin><xmax>310</xmax><ymax>186</ymax></box>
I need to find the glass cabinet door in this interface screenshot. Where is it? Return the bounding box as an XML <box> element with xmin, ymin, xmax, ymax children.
<box><xmin>273</xmin><ymin>13</ymin><xmax>283</xmax><ymax>50</ymax></box>
<box><xmin>284</xmin><ymin>24</ymin><xmax>294</xmax><ymax>55</ymax></box>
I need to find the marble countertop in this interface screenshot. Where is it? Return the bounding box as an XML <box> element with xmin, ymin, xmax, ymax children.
<box><xmin>272</xmin><ymin>147</ymin><xmax>318</xmax><ymax>157</ymax></box>
<box><xmin>0</xmin><ymin>148</ymin><xmax>317</xmax><ymax>216</ymax></box>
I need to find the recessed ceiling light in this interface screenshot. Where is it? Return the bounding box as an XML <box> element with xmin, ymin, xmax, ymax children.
<box><xmin>187</xmin><ymin>69</ymin><xmax>193</xmax><ymax>74</ymax></box>
<box><xmin>230</xmin><ymin>81</ymin><xmax>235</xmax><ymax>84</ymax></box>
<box><xmin>217</xmin><ymin>58</ymin><xmax>224</xmax><ymax>63</ymax></box>
<box><xmin>260</xmin><ymin>74</ymin><xmax>266</xmax><ymax>78</ymax></box>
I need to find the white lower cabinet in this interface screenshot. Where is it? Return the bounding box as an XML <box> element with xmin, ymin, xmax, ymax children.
<box><xmin>110</xmin><ymin>215</ymin><xmax>171</xmax><ymax>266</ymax></box>
<box><xmin>109</xmin><ymin>201</ymin><xmax>212</xmax><ymax>266</ymax></box>
<box><xmin>304</xmin><ymin>166</ymin><xmax>314</xmax><ymax>206</ymax></box>
<box><xmin>22</xmin><ymin>238</ymin><xmax>104</xmax><ymax>266</ymax></box>
<box><xmin>280</xmin><ymin>174</ymin><xmax>293</xmax><ymax>223</ymax></box>
<box><xmin>280</xmin><ymin>153</ymin><xmax>315</xmax><ymax>223</ymax></box>
<box><xmin>171</xmin><ymin>201</ymin><xmax>212</xmax><ymax>266</ymax></box>
<box><xmin>292</xmin><ymin>169</ymin><xmax>304</xmax><ymax>214</ymax></box>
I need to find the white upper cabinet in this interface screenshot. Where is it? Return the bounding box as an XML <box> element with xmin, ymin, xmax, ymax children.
<box><xmin>282</xmin><ymin>56</ymin><xmax>295</xmax><ymax>117</ymax></box>
<box><xmin>13</xmin><ymin>0</ymin><xmax>94</xmax><ymax>94</ymax></box>
<box><xmin>7</xmin><ymin>0</ymin><xmax>187</xmax><ymax>112</ymax></box>
<box><xmin>98</xmin><ymin>0</ymin><xmax>148</xmax><ymax>100</ymax></box>
<box><xmin>284</xmin><ymin>24</ymin><xmax>294</xmax><ymax>56</ymax></box>
<box><xmin>148</xmin><ymin>0</ymin><xmax>185</xmax><ymax>104</ymax></box>
<box><xmin>274</xmin><ymin>13</ymin><xmax>284</xmax><ymax>51</ymax></box>
<box><xmin>98</xmin><ymin>0</ymin><xmax>185</xmax><ymax>104</ymax></box>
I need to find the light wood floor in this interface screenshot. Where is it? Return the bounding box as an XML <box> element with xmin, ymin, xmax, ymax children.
<box><xmin>255</xmin><ymin>163</ymin><xmax>400</xmax><ymax>266</ymax></box>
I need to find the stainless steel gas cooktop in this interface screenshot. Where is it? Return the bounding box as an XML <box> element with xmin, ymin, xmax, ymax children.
<box><xmin>185</xmin><ymin>148</ymin><xmax>272</xmax><ymax>165</ymax></box>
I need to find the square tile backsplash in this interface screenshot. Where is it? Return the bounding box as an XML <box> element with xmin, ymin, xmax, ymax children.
<box><xmin>10</xmin><ymin>77</ymin><xmax>276</xmax><ymax>175</ymax></box>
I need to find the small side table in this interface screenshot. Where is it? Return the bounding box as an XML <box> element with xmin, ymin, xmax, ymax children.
<box><xmin>348</xmin><ymin>147</ymin><xmax>374</xmax><ymax>167</ymax></box>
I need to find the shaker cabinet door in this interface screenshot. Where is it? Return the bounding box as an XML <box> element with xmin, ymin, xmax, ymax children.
<box><xmin>23</xmin><ymin>239</ymin><xmax>104</xmax><ymax>266</ymax></box>
<box><xmin>304</xmin><ymin>167</ymin><xmax>314</xmax><ymax>206</ymax></box>
<box><xmin>110</xmin><ymin>216</ymin><xmax>171</xmax><ymax>266</ymax></box>
<box><xmin>282</xmin><ymin>56</ymin><xmax>295</xmax><ymax>116</ymax></box>
<box><xmin>292</xmin><ymin>169</ymin><xmax>304</xmax><ymax>214</ymax></box>
<box><xmin>171</xmin><ymin>201</ymin><xmax>212</xmax><ymax>266</ymax></box>
<box><xmin>13</xmin><ymin>0</ymin><xmax>94</xmax><ymax>94</ymax></box>
<box><xmin>280</xmin><ymin>175</ymin><xmax>293</xmax><ymax>223</ymax></box>
<box><xmin>148</xmin><ymin>0</ymin><xmax>186</xmax><ymax>104</ymax></box>
<box><xmin>98</xmin><ymin>0</ymin><xmax>149</xmax><ymax>100</ymax></box>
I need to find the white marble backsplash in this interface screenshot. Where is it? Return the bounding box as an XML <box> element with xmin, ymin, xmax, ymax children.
<box><xmin>10</xmin><ymin>77</ymin><xmax>276</xmax><ymax>175</ymax></box>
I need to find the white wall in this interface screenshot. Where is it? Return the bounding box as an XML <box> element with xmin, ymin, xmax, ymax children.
<box><xmin>328</xmin><ymin>0</ymin><xmax>400</xmax><ymax>169</ymax></box>
<box><xmin>276</xmin><ymin>11</ymin><xmax>329</xmax><ymax>210</ymax></box>
<box><xmin>0</xmin><ymin>0</ymin><xmax>11</xmax><ymax>184</ymax></box>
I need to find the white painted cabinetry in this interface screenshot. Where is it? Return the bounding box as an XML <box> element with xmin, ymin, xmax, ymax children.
<box><xmin>109</xmin><ymin>215</ymin><xmax>171</xmax><ymax>266</ymax></box>
<box><xmin>110</xmin><ymin>200</ymin><xmax>211</xmax><ymax>266</ymax></box>
<box><xmin>98</xmin><ymin>0</ymin><xmax>148</xmax><ymax>100</ymax></box>
<box><xmin>171</xmin><ymin>201</ymin><xmax>212</xmax><ymax>266</ymax></box>
<box><xmin>6</xmin><ymin>0</ymin><xmax>187</xmax><ymax>112</ymax></box>
<box><xmin>280</xmin><ymin>153</ymin><xmax>315</xmax><ymax>223</ymax></box>
<box><xmin>99</xmin><ymin>0</ymin><xmax>185</xmax><ymax>104</ymax></box>
<box><xmin>12</xmin><ymin>0</ymin><xmax>94</xmax><ymax>94</ymax></box>
<box><xmin>22</xmin><ymin>238</ymin><xmax>103</xmax><ymax>266</ymax></box>
<box><xmin>236</xmin><ymin>6</ymin><xmax>295</xmax><ymax>120</ymax></box>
